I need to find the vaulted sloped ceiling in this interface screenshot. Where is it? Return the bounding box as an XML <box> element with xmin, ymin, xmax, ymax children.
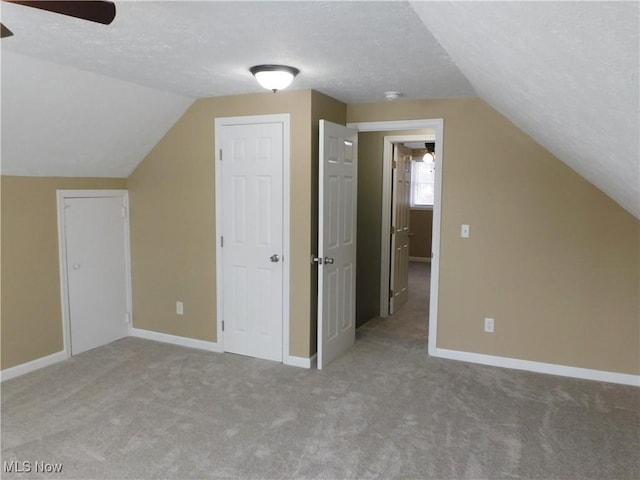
<box><xmin>411</xmin><ymin>1</ymin><xmax>639</xmax><ymax>218</ymax></box>
<box><xmin>1</xmin><ymin>1</ymin><xmax>638</xmax><ymax>218</ymax></box>
<box><xmin>0</xmin><ymin>1</ymin><xmax>474</xmax><ymax>101</ymax></box>
<box><xmin>1</xmin><ymin>52</ymin><xmax>193</xmax><ymax>177</ymax></box>
<box><xmin>0</xmin><ymin>1</ymin><xmax>473</xmax><ymax>178</ymax></box>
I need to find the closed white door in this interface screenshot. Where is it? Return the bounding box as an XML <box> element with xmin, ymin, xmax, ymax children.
<box><xmin>317</xmin><ymin>120</ymin><xmax>358</xmax><ymax>369</ymax></box>
<box><xmin>389</xmin><ymin>144</ymin><xmax>411</xmax><ymax>314</ymax></box>
<box><xmin>220</xmin><ymin>122</ymin><xmax>284</xmax><ymax>362</ymax></box>
<box><xmin>63</xmin><ymin>195</ymin><xmax>130</xmax><ymax>355</ymax></box>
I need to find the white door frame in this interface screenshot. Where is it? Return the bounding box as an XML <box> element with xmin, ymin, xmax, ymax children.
<box><xmin>347</xmin><ymin>119</ymin><xmax>444</xmax><ymax>356</ymax></box>
<box><xmin>383</xmin><ymin>134</ymin><xmax>436</xmax><ymax>316</ymax></box>
<box><xmin>214</xmin><ymin>114</ymin><xmax>291</xmax><ymax>363</ymax></box>
<box><xmin>56</xmin><ymin>189</ymin><xmax>133</xmax><ymax>359</ymax></box>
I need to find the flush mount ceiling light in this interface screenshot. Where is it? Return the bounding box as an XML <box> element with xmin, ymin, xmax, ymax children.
<box><xmin>385</xmin><ymin>91</ymin><xmax>401</xmax><ymax>101</ymax></box>
<box><xmin>423</xmin><ymin>142</ymin><xmax>436</xmax><ymax>162</ymax></box>
<box><xmin>422</xmin><ymin>151</ymin><xmax>435</xmax><ymax>162</ymax></box>
<box><xmin>414</xmin><ymin>142</ymin><xmax>436</xmax><ymax>163</ymax></box>
<box><xmin>250</xmin><ymin>65</ymin><xmax>300</xmax><ymax>93</ymax></box>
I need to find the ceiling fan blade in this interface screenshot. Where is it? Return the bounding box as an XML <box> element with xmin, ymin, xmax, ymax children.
<box><xmin>5</xmin><ymin>1</ymin><xmax>116</xmax><ymax>25</ymax></box>
<box><xmin>1</xmin><ymin>22</ymin><xmax>14</xmax><ymax>38</ymax></box>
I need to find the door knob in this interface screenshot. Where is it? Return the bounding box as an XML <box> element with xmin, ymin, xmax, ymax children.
<box><xmin>270</xmin><ymin>254</ymin><xmax>280</xmax><ymax>263</ymax></box>
<box><xmin>324</xmin><ymin>257</ymin><xmax>334</xmax><ymax>265</ymax></box>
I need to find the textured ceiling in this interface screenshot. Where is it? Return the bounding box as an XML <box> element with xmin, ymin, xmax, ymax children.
<box><xmin>412</xmin><ymin>1</ymin><xmax>640</xmax><ymax>218</ymax></box>
<box><xmin>1</xmin><ymin>51</ymin><xmax>193</xmax><ymax>177</ymax></box>
<box><xmin>1</xmin><ymin>1</ymin><xmax>638</xmax><ymax>218</ymax></box>
<box><xmin>0</xmin><ymin>1</ymin><xmax>474</xmax><ymax>102</ymax></box>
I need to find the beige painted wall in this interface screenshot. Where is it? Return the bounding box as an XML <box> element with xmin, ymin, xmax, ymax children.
<box><xmin>1</xmin><ymin>176</ymin><xmax>127</xmax><ymax>369</ymax></box>
<box><xmin>348</xmin><ymin>98</ymin><xmax>640</xmax><ymax>375</ymax></box>
<box><xmin>356</xmin><ymin>132</ymin><xmax>384</xmax><ymax>326</ymax></box>
<box><xmin>410</xmin><ymin>209</ymin><xmax>433</xmax><ymax>258</ymax></box>
<box><xmin>5</xmin><ymin>96</ymin><xmax>637</xmax><ymax>377</ymax></box>
<box><xmin>128</xmin><ymin>90</ymin><xmax>321</xmax><ymax>358</ymax></box>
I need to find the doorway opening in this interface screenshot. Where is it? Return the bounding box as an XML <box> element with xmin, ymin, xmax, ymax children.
<box><xmin>386</xmin><ymin>137</ymin><xmax>435</xmax><ymax>319</ymax></box>
<box><xmin>347</xmin><ymin>119</ymin><xmax>444</xmax><ymax>355</ymax></box>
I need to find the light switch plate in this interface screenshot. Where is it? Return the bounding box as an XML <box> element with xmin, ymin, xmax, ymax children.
<box><xmin>461</xmin><ymin>224</ymin><xmax>470</xmax><ymax>238</ymax></box>
<box><xmin>484</xmin><ymin>317</ymin><xmax>494</xmax><ymax>333</ymax></box>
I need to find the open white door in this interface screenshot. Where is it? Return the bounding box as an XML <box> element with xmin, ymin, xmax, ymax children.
<box><xmin>317</xmin><ymin>120</ymin><xmax>358</xmax><ymax>369</ymax></box>
<box><xmin>389</xmin><ymin>143</ymin><xmax>412</xmax><ymax>314</ymax></box>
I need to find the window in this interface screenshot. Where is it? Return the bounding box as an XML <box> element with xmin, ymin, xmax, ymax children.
<box><xmin>411</xmin><ymin>160</ymin><xmax>435</xmax><ymax>207</ymax></box>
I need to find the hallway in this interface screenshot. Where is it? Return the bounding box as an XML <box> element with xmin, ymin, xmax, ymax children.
<box><xmin>357</xmin><ymin>261</ymin><xmax>430</xmax><ymax>345</ymax></box>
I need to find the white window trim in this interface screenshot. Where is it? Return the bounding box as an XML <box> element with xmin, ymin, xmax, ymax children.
<box><xmin>410</xmin><ymin>205</ymin><xmax>434</xmax><ymax>211</ymax></box>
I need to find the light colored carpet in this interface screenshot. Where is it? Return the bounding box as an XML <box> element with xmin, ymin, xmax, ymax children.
<box><xmin>2</xmin><ymin>263</ymin><xmax>639</xmax><ymax>479</ymax></box>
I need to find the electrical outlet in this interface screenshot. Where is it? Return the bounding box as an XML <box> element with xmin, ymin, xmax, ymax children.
<box><xmin>176</xmin><ymin>301</ymin><xmax>184</xmax><ymax>315</ymax></box>
<box><xmin>484</xmin><ymin>317</ymin><xmax>494</xmax><ymax>333</ymax></box>
<box><xmin>461</xmin><ymin>224</ymin><xmax>470</xmax><ymax>238</ymax></box>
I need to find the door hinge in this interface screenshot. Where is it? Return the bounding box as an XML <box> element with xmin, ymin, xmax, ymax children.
<box><xmin>392</xmin><ymin>159</ymin><xmax>397</xmax><ymax>169</ymax></box>
<box><xmin>121</xmin><ymin>207</ymin><xmax>127</xmax><ymax>218</ymax></box>
<box><xmin>391</xmin><ymin>226</ymin><xmax>396</xmax><ymax>235</ymax></box>
<box><xmin>221</xmin><ymin>236</ymin><xmax>224</xmax><ymax>247</ymax></box>
<box><xmin>125</xmin><ymin>312</ymin><xmax>131</xmax><ymax>324</ymax></box>
<box><xmin>219</xmin><ymin>149</ymin><xmax>223</xmax><ymax>161</ymax></box>
<box><xmin>222</xmin><ymin>320</ymin><xmax>225</xmax><ymax>331</ymax></box>
<box><xmin>389</xmin><ymin>289</ymin><xmax>394</xmax><ymax>299</ymax></box>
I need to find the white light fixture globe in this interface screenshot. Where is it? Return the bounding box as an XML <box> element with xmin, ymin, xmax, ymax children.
<box><xmin>250</xmin><ymin>65</ymin><xmax>300</xmax><ymax>93</ymax></box>
<box><xmin>385</xmin><ymin>91</ymin><xmax>401</xmax><ymax>101</ymax></box>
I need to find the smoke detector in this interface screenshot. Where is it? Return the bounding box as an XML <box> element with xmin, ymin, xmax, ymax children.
<box><xmin>384</xmin><ymin>91</ymin><xmax>401</xmax><ymax>101</ymax></box>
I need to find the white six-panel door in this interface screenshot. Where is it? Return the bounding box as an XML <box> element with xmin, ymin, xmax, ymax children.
<box><xmin>389</xmin><ymin>144</ymin><xmax>412</xmax><ymax>314</ymax></box>
<box><xmin>219</xmin><ymin>121</ymin><xmax>284</xmax><ymax>362</ymax></box>
<box><xmin>317</xmin><ymin>120</ymin><xmax>358</xmax><ymax>369</ymax></box>
<box><xmin>61</xmin><ymin>194</ymin><xmax>130</xmax><ymax>355</ymax></box>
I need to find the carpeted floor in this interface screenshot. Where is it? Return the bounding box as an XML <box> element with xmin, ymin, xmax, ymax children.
<box><xmin>2</xmin><ymin>263</ymin><xmax>639</xmax><ymax>479</ymax></box>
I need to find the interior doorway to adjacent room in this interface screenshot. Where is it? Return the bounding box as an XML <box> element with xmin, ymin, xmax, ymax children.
<box><xmin>347</xmin><ymin>119</ymin><xmax>444</xmax><ymax>355</ymax></box>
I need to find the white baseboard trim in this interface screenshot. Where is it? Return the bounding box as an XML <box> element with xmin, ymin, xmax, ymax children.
<box><xmin>1</xmin><ymin>350</ymin><xmax>68</xmax><ymax>382</ymax></box>
<box><xmin>284</xmin><ymin>353</ymin><xmax>317</xmax><ymax>369</ymax></box>
<box><xmin>130</xmin><ymin>328</ymin><xmax>222</xmax><ymax>353</ymax></box>
<box><xmin>409</xmin><ymin>256</ymin><xmax>431</xmax><ymax>263</ymax></box>
<box><xmin>430</xmin><ymin>347</ymin><xmax>640</xmax><ymax>387</ymax></box>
